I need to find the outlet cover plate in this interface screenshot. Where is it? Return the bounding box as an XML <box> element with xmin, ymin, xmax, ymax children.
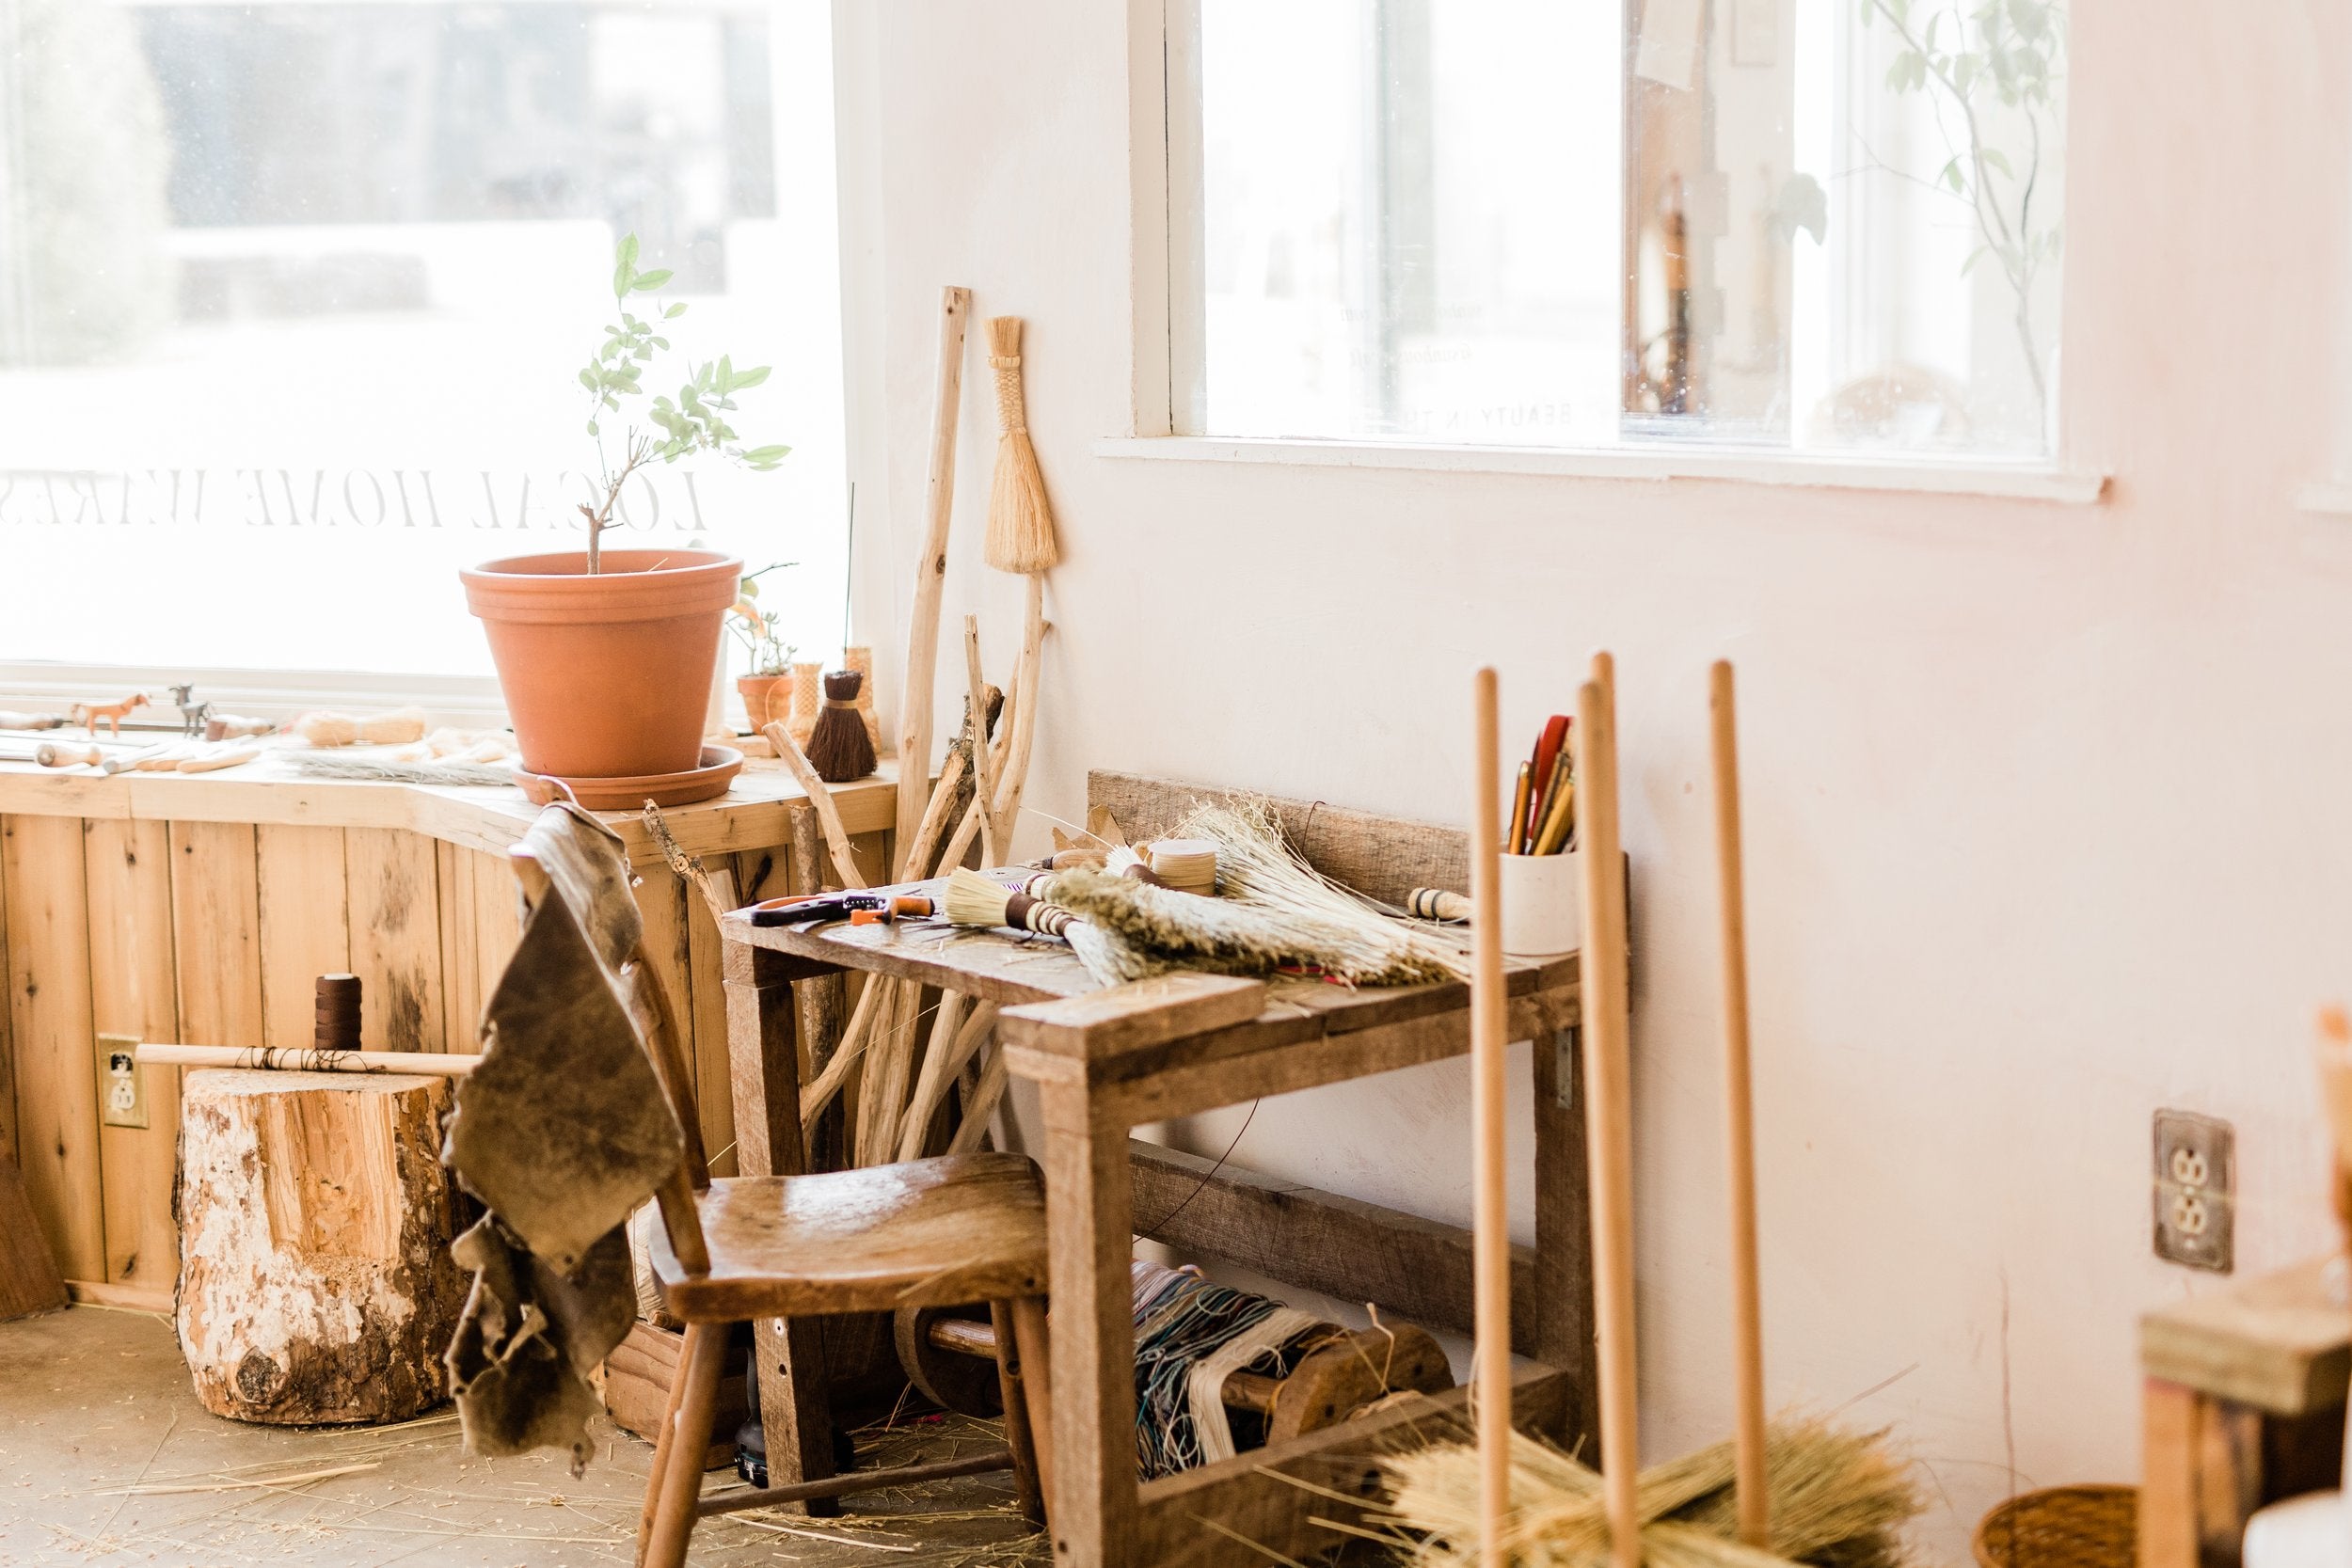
<box><xmin>2153</xmin><ymin>1109</ymin><xmax>2233</xmax><ymax>1273</ymax></box>
<box><xmin>98</xmin><ymin>1032</ymin><xmax>146</xmax><ymax>1130</ymax></box>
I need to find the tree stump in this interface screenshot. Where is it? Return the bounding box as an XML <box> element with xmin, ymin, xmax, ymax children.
<box><xmin>176</xmin><ymin>1069</ymin><xmax>467</xmax><ymax>1424</ymax></box>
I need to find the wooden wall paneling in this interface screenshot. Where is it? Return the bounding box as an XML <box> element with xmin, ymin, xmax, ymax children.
<box><xmin>469</xmin><ymin>847</ymin><xmax>521</xmax><ymax>1020</ymax></box>
<box><xmin>254</xmin><ymin>825</ymin><xmax>352</xmax><ymax>1053</ymax></box>
<box><xmin>437</xmin><ymin>839</ymin><xmax>481</xmax><ymax>1053</ymax></box>
<box><xmin>636</xmin><ymin>865</ymin><xmax>732</xmax><ymax>1176</ymax></box>
<box><xmin>170</xmin><ymin>821</ymin><xmax>264</xmax><ymax>1053</ymax></box>
<box><xmin>2</xmin><ymin>814</ymin><xmax>102</xmax><ymax>1279</ymax></box>
<box><xmin>0</xmin><ymin>821</ymin><xmax>14</xmax><ymax>1169</ymax></box>
<box><xmin>344</xmin><ymin>828</ymin><xmax>444</xmax><ymax>1053</ymax></box>
<box><xmin>84</xmin><ymin>818</ymin><xmax>181</xmax><ymax>1295</ymax></box>
<box><xmin>685</xmin><ymin>878</ymin><xmax>738</xmax><ymax>1178</ymax></box>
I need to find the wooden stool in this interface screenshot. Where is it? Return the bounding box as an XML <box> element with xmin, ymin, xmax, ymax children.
<box><xmin>177</xmin><ymin>1068</ymin><xmax>468</xmax><ymax>1424</ymax></box>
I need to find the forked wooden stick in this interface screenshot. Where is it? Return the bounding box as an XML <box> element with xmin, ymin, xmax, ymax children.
<box><xmin>988</xmin><ymin>574</ymin><xmax>1047</xmax><ymax>851</ymax></box>
<box><xmin>761</xmin><ymin>721</ymin><xmax>869</xmax><ymax>891</ymax></box>
<box><xmin>892</xmin><ymin>286</ymin><xmax>973</xmax><ymax>875</ymax></box>
<box><xmin>1578</xmin><ymin>661</ymin><xmax>1641</xmax><ymax>1568</ymax></box>
<box><xmin>897</xmin><ymin>996</ymin><xmax>1001</xmax><ymax>1161</ymax></box>
<box><xmin>963</xmin><ymin>616</ymin><xmax>998</xmax><ymax>868</ymax></box>
<box><xmin>1711</xmin><ymin>659</ymin><xmax>1770</xmax><ymax>1549</ymax></box>
<box><xmin>1468</xmin><ymin>667</ymin><xmax>1513</xmax><ymax>1564</ymax></box>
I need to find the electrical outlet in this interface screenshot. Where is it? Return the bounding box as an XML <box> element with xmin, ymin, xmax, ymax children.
<box><xmin>97</xmin><ymin>1033</ymin><xmax>147</xmax><ymax>1130</ymax></box>
<box><xmin>2153</xmin><ymin>1109</ymin><xmax>2233</xmax><ymax>1272</ymax></box>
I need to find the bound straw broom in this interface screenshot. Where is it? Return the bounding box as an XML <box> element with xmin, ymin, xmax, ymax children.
<box><xmin>984</xmin><ymin>316</ymin><xmax>1060</xmax><ymax>575</ymax></box>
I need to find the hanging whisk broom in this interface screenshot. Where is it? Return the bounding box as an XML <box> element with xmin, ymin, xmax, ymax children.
<box><xmin>984</xmin><ymin>316</ymin><xmax>1060</xmax><ymax>574</ymax></box>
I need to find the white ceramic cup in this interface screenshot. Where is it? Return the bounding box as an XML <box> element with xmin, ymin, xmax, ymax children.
<box><xmin>1499</xmin><ymin>850</ymin><xmax>1582</xmax><ymax>958</ymax></box>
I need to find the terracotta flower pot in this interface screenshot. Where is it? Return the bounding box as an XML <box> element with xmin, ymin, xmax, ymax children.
<box><xmin>737</xmin><ymin>673</ymin><xmax>790</xmax><ymax>732</ymax></box>
<box><xmin>462</xmin><ymin>548</ymin><xmax>740</xmax><ymax>780</ymax></box>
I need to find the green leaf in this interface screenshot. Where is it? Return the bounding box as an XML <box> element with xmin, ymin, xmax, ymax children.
<box><xmin>651</xmin><ymin>337</ymin><xmax>669</xmax><ymax>351</ymax></box>
<box><xmin>1981</xmin><ymin>147</ymin><xmax>2012</xmax><ymax>177</ymax></box>
<box><xmin>579</xmin><ymin>369</ymin><xmax>596</xmax><ymax>390</ymax></box>
<box><xmin>587</xmin><ymin>420</ymin><xmax>600</xmax><ymax>436</ymax></box>
<box><xmin>664</xmin><ymin>302</ymin><xmax>688</xmax><ymax>319</ymax></box>
<box><xmin>1941</xmin><ymin>155</ymin><xmax>1964</xmax><ymax>192</ymax></box>
<box><xmin>742</xmin><ymin>444</ymin><xmax>791</xmax><ymax>466</ymax></box>
<box><xmin>632</xmin><ymin>269</ymin><xmax>674</xmax><ymax>293</ymax></box>
<box><xmin>732</xmin><ymin>364</ymin><xmax>771</xmax><ymax>389</ymax></box>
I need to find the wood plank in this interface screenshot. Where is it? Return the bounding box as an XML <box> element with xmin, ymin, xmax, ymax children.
<box><xmin>437</xmin><ymin>838</ymin><xmax>482</xmax><ymax>1052</ymax></box>
<box><xmin>254</xmin><ymin>824</ymin><xmax>351</xmax><ymax>1053</ymax></box>
<box><xmin>1129</xmin><ymin>1138</ymin><xmax>1543</xmax><ymax>1356</ymax></box>
<box><xmin>1038</xmin><ymin>1083</ymin><xmax>1141</xmax><ymax>1567</ymax></box>
<box><xmin>1533</xmin><ymin>1019</ymin><xmax>1601</xmax><ymax>1453</ymax></box>
<box><xmin>723</xmin><ymin>881</ymin><xmax>1099</xmax><ymax>1006</ymax></box>
<box><xmin>343</xmin><ymin>827</ymin><xmax>444</xmax><ymax>1052</ymax></box>
<box><xmin>0</xmin><ymin>1159</ymin><xmax>69</xmax><ymax>1319</ymax></box>
<box><xmin>636</xmin><ymin>864</ymin><xmax>722</xmax><ymax>1170</ymax></box>
<box><xmin>84</xmin><ymin>818</ymin><xmax>182</xmax><ymax>1294</ymax></box>
<box><xmin>998</xmin><ymin>974</ymin><xmax>1267</xmax><ymax>1061</ymax></box>
<box><xmin>0</xmin><ymin>820</ymin><xmax>14</xmax><ymax>1169</ymax></box>
<box><xmin>2140</xmin><ymin>1257</ymin><xmax>2352</xmax><ymax>1415</ymax></box>
<box><xmin>686</xmin><ymin>867</ymin><xmax>739</xmax><ymax>1179</ymax></box>
<box><xmin>169</xmin><ymin>821</ymin><xmax>264</xmax><ymax>1052</ymax></box>
<box><xmin>469</xmin><ymin>847</ymin><xmax>522</xmax><ymax>1015</ymax></box>
<box><xmin>63</xmin><ymin>1277</ymin><xmax>167</xmax><ymax>1314</ymax></box>
<box><xmin>1088</xmin><ymin>768</ymin><xmax>1468</xmax><ymax>910</ymax></box>
<box><xmin>2</xmin><ymin>814</ymin><xmax>102</xmax><ymax>1279</ymax></box>
<box><xmin>1134</xmin><ymin>1362</ymin><xmax>1570</xmax><ymax>1568</ymax></box>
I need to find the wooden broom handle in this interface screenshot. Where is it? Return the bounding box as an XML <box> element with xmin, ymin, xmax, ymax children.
<box><xmin>1712</xmin><ymin>660</ymin><xmax>1771</xmax><ymax>1548</ymax></box>
<box><xmin>1578</xmin><ymin>669</ymin><xmax>1641</xmax><ymax>1568</ymax></box>
<box><xmin>893</xmin><ymin>285</ymin><xmax>973</xmax><ymax>874</ymax></box>
<box><xmin>1469</xmin><ymin>667</ymin><xmax>1512</xmax><ymax>1562</ymax></box>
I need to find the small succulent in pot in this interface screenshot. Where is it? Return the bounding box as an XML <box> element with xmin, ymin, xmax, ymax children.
<box><xmin>576</xmin><ymin>234</ymin><xmax>790</xmax><ymax>573</ymax></box>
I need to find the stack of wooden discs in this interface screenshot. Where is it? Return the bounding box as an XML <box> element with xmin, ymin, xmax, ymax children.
<box><xmin>315</xmin><ymin>973</ymin><xmax>362</xmax><ymax>1053</ymax></box>
<box><xmin>1148</xmin><ymin>839</ymin><xmax>1218</xmax><ymax>896</ymax></box>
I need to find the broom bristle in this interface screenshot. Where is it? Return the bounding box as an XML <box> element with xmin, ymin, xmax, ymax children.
<box><xmin>944</xmin><ymin>867</ymin><xmax>1014</xmax><ymax>927</ymax></box>
<box><xmin>807</xmin><ymin>669</ymin><xmax>876</xmax><ymax>783</ymax></box>
<box><xmin>984</xmin><ymin>315</ymin><xmax>1061</xmax><ymax>575</ymax></box>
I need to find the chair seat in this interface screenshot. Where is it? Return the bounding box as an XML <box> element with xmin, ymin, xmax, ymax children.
<box><xmin>649</xmin><ymin>1151</ymin><xmax>1048</xmax><ymax>1320</ymax></box>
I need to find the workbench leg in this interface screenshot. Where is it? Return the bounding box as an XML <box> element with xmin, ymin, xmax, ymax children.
<box><xmin>788</xmin><ymin>805</ymin><xmax>850</xmax><ymax>1173</ymax></box>
<box><xmin>1534</xmin><ymin>1021</ymin><xmax>1600</xmax><ymax>1457</ymax></box>
<box><xmin>724</xmin><ymin>940</ymin><xmax>837</xmax><ymax>1512</ymax></box>
<box><xmin>1040</xmin><ymin>1084</ymin><xmax>1139</xmax><ymax>1568</ymax></box>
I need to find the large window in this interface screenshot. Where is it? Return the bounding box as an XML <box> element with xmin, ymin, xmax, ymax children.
<box><xmin>0</xmin><ymin>0</ymin><xmax>846</xmax><ymax>682</ymax></box>
<box><xmin>1171</xmin><ymin>0</ymin><xmax>2065</xmax><ymax>459</ymax></box>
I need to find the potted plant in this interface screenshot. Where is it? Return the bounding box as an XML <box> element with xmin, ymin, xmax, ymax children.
<box><xmin>461</xmin><ymin>235</ymin><xmax>789</xmax><ymax>782</ymax></box>
<box><xmin>728</xmin><ymin>562</ymin><xmax>797</xmax><ymax>731</ymax></box>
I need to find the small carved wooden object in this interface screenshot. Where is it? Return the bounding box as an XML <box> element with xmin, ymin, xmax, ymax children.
<box><xmin>74</xmin><ymin>692</ymin><xmax>150</xmax><ymax>736</ymax></box>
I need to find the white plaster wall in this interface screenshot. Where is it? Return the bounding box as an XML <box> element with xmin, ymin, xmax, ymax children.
<box><xmin>834</xmin><ymin>2</ymin><xmax>2352</xmax><ymax>1559</ymax></box>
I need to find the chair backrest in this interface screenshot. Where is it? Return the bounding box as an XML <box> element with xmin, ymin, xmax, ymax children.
<box><xmin>506</xmin><ymin>803</ymin><xmax>711</xmax><ymax>1275</ymax></box>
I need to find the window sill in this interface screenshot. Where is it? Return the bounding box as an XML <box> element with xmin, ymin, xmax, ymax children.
<box><xmin>1093</xmin><ymin>436</ymin><xmax>2109</xmax><ymax>503</ymax></box>
<box><xmin>0</xmin><ymin>661</ymin><xmax>509</xmax><ymax>730</ymax></box>
<box><xmin>2297</xmin><ymin>482</ymin><xmax>2352</xmax><ymax>516</ymax></box>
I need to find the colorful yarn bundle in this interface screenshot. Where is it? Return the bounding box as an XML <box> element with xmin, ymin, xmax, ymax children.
<box><xmin>1129</xmin><ymin>1259</ymin><xmax>1324</xmax><ymax>1480</ymax></box>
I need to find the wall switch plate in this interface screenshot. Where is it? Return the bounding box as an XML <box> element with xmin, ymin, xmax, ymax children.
<box><xmin>2153</xmin><ymin>1109</ymin><xmax>2233</xmax><ymax>1273</ymax></box>
<box><xmin>98</xmin><ymin>1033</ymin><xmax>147</xmax><ymax>1130</ymax></box>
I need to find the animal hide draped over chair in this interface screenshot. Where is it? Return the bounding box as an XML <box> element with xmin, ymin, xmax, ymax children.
<box><xmin>441</xmin><ymin>807</ymin><xmax>686</xmax><ymax>1473</ymax></box>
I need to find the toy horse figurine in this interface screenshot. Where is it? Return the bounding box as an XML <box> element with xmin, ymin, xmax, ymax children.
<box><xmin>72</xmin><ymin>693</ymin><xmax>149</xmax><ymax>736</ymax></box>
<box><xmin>167</xmin><ymin>684</ymin><xmax>211</xmax><ymax>737</ymax></box>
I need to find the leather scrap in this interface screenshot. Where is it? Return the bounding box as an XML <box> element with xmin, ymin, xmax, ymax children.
<box><xmin>443</xmin><ymin>1215</ymin><xmax>634</xmax><ymax>1473</ymax></box>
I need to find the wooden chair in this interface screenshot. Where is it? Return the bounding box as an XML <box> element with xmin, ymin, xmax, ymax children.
<box><xmin>502</xmin><ymin>810</ymin><xmax>1054</xmax><ymax>1568</ymax></box>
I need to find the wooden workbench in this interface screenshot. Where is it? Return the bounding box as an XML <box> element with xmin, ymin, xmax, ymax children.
<box><xmin>0</xmin><ymin>746</ymin><xmax>897</xmax><ymax>1308</ymax></box>
<box><xmin>2140</xmin><ymin>1257</ymin><xmax>2350</xmax><ymax>1566</ymax></box>
<box><xmin>719</xmin><ymin>770</ymin><xmax>1599</xmax><ymax>1568</ymax></box>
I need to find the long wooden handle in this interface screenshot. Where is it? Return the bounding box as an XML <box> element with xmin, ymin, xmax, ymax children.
<box><xmin>1578</xmin><ymin>669</ymin><xmax>1640</xmax><ymax>1568</ymax></box>
<box><xmin>892</xmin><ymin>285</ymin><xmax>974</xmax><ymax>873</ymax></box>
<box><xmin>1469</xmin><ymin>667</ymin><xmax>1512</xmax><ymax>1563</ymax></box>
<box><xmin>1712</xmin><ymin>660</ymin><xmax>1770</xmax><ymax>1548</ymax></box>
<box><xmin>135</xmin><ymin>1043</ymin><xmax>479</xmax><ymax>1076</ymax></box>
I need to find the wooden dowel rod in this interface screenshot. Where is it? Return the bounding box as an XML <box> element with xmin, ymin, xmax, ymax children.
<box><xmin>963</xmin><ymin>616</ymin><xmax>998</xmax><ymax>869</ymax></box>
<box><xmin>1711</xmin><ymin>659</ymin><xmax>1770</xmax><ymax>1548</ymax></box>
<box><xmin>1469</xmin><ymin>666</ymin><xmax>1512</xmax><ymax>1564</ymax></box>
<box><xmin>1578</xmin><ymin>669</ymin><xmax>1641</xmax><ymax>1568</ymax></box>
<box><xmin>134</xmin><ymin>1044</ymin><xmax>479</xmax><ymax>1076</ymax></box>
<box><xmin>697</xmin><ymin>1449</ymin><xmax>1015</xmax><ymax>1519</ymax></box>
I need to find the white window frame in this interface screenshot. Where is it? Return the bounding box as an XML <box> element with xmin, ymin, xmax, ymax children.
<box><xmin>1115</xmin><ymin>0</ymin><xmax>2108</xmax><ymax>505</ymax></box>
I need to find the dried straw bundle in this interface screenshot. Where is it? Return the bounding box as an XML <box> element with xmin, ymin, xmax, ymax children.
<box><xmin>984</xmin><ymin>316</ymin><xmax>1060</xmax><ymax>574</ymax></box>
<box><xmin>1045</xmin><ymin>865</ymin><xmax>1456</xmax><ymax>988</ymax></box>
<box><xmin>1377</xmin><ymin>1418</ymin><xmax>1919</xmax><ymax>1568</ymax></box>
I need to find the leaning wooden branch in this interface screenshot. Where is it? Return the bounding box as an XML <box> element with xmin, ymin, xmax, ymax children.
<box><xmin>641</xmin><ymin>802</ymin><xmax>730</xmax><ymax>925</ymax></box>
<box><xmin>897</xmin><ymin>999</ymin><xmax>1000</xmax><ymax>1162</ymax></box>
<box><xmin>760</xmin><ymin>721</ymin><xmax>868</xmax><ymax>891</ymax></box>
<box><xmin>988</xmin><ymin>575</ymin><xmax>1048</xmax><ymax>854</ymax></box>
<box><xmin>963</xmin><ymin>617</ymin><xmax>999</xmax><ymax>869</ymax></box>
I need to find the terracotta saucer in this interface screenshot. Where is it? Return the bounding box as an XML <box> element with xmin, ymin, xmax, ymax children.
<box><xmin>516</xmin><ymin>744</ymin><xmax>744</xmax><ymax>810</ymax></box>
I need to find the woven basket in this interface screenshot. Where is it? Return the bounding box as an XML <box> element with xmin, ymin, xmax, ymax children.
<box><xmin>1973</xmin><ymin>1484</ymin><xmax>2137</xmax><ymax>1568</ymax></box>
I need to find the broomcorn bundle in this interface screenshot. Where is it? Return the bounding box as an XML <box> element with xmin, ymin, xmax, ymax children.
<box><xmin>1045</xmin><ymin>866</ymin><xmax>1456</xmax><ymax>989</ymax></box>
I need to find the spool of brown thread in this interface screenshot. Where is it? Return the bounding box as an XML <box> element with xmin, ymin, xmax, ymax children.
<box><xmin>315</xmin><ymin>973</ymin><xmax>362</xmax><ymax>1052</ymax></box>
<box><xmin>808</xmin><ymin>669</ymin><xmax>877</xmax><ymax>783</ymax></box>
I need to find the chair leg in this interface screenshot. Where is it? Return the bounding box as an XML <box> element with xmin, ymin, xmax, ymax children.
<box><xmin>1007</xmin><ymin>1295</ymin><xmax>1054</xmax><ymax>1517</ymax></box>
<box><xmin>642</xmin><ymin>1321</ymin><xmax>728</xmax><ymax>1568</ymax></box>
<box><xmin>635</xmin><ymin>1330</ymin><xmax>696</xmax><ymax>1564</ymax></box>
<box><xmin>989</xmin><ymin>1300</ymin><xmax>1045</xmax><ymax>1527</ymax></box>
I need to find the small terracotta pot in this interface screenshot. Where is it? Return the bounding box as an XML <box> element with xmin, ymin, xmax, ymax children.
<box><xmin>462</xmin><ymin>548</ymin><xmax>740</xmax><ymax>779</ymax></box>
<box><xmin>737</xmin><ymin>673</ymin><xmax>789</xmax><ymax>732</ymax></box>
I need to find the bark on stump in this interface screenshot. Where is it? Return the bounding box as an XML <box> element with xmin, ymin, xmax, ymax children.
<box><xmin>176</xmin><ymin>1069</ymin><xmax>466</xmax><ymax>1424</ymax></box>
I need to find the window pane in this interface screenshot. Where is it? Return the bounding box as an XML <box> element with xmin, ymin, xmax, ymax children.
<box><xmin>1182</xmin><ymin>0</ymin><xmax>2065</xmax><ymax>456</ymax></box>
<box><xmin>0</xmin><ymin>0</ymin><xmax>847</xmax><ymax>677</ymax></box>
